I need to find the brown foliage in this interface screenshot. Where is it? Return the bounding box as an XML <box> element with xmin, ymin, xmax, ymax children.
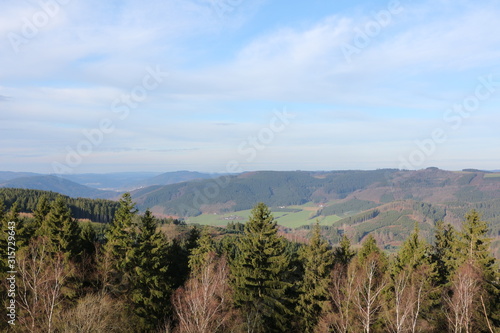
<box><xmin>172</xmin><ymin>254</ymin><xmax>242</xmax><ymax>333</ymax></box>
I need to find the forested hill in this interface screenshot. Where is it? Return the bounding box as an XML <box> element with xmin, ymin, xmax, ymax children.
<box><xmin>131</xmin><ymin>168</ymin><xmax>500</xmax><ymax>217</ymax></box>
<box><xmin>0</xmin><ymin>175</ymin><xmax>119</xmax><ymax>199</ymax></box>
<box><xmin>0</xmin><ymin>188</ymin><xmax>119</xmax><ymax>223</ymax></box>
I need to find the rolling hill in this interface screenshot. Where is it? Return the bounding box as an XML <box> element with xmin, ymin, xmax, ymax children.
<box><xmin>0</xmin><ymin>175</ymin><xmax>119</xmax><ymax>199</ymax></box>
<box><xmin>130</xmin><ymin>168</ymin><xmax>500</xmax><ymax>249</ymax></box>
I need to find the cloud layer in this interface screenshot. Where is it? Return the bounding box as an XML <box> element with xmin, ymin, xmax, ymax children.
<box><xmin>1</xmin><ymin>0</ymin><xmax>499</xmax><ymax>173</ymax></box>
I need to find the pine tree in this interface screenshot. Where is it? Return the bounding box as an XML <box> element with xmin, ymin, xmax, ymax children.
<box><xmin>33</xmin><ymin>195</ymin><xmax>50</xmax><ymax>230</ymax></box>
<box><xmin>455</xmin><ymin>210</ymin><xmax>499</xmax><ymax>328</ymax></box>
<box><xmin>456</xmin><ymin>210</ymin><xmax>496</xmax><ymax>278</ymax></box>
<box><xmin>358</xmin><ymin>234</ymin><xmax>384</xmax><ymax>263</ymax></box>
<box><xmin>130</xmin><ymin>209</ymin><xmax>172</xmax><ymax>329</ymax></box>
<box><xmin>296</xmin><ymin>222</ymin><xmax>334</xmax><ymax>333</ymax></box>
<box><xmin>231</xmin><ymin>203</ymin><xmax>292</xmax><ymax>333</ymax></box>
<box><xmin>189</xmin><ymin>227</ymin><xmax>216</xmax><ymax>273</ymax></box>
<box><xmin>101</xmin><ymin>193</ymin><xmax>138</xmax><ymax>295</ymax></box>
<box><xmin>393</xmin><ymin>224</ymin><xmax>433</xmax><ymax>276</ymax></box>
<box><xmin>432</xmin><ymin>220</ymin><xmax>458</xmax><ymax>285</ymax></box>
<box><xmin>334</xmin><ymin>234</ymin><xmax>356</xmax><ymax>267</ymax></box>
<box><xmin>38</xmin><ymin>196</ymin><xmax>82</xmax><ymax>259</ymax></box>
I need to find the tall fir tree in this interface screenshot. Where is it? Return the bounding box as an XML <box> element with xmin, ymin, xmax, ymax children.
<box><xmin>37</xmin><ymin>196</ymin><xmax>82</xmax><ymax>259</ymax></box>
<box><xmin>189</xmin><ymin>227</ymin><xmax>216</xmax><ymax>273</ymax></box>
<box><xmin>432</xmin><ymin>220</ymin><xmax>458</xmax><ymax>286</ymax></box>
<box><xmin>130</xmin><ymin>209</ymin><xmax>172</xmax><ymax>330</ymax></box>
<box><xmin>33</xmin><ymin>195</ymin><xmax>50</xmax><ymax>230</ymax></box>
<box><xmin>334</xmin><ymin>234</ymin><xmax>356</xmax><ymax>267</ymax></box>
<box><xmin>456</xmin><ymin>210</ymin><xmax>497</xmax><ymax>278</ymax></box>
<box><xmin>231</xmin><ymin>203</ymin><xmax>292</xmax><ymax>333</ymax></box>
<box><xmin>393</xmin><ymin>223</ymin><xmax>434</xmax><ymax>276</ymax></box>
<box><xmin>296</xmin><ymin>222</ymin><xmax>334</xmax><ymax>333</ymax></box>
<box><xmin>101</xmin><ymin>193</ymin><xmax>138</xmax><ymax>294</ymax></box>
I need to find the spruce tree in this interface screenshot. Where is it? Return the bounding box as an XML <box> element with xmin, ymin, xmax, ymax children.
<box><xmin>101</xmin><ymin>192</ymin><xmax>138</xmax><ymax>294</ymax></box>
<box><xmin>232</xmin><ymin>203</ymin><xmax>292</xmax><ymax>333</ymax></box>
<box><xmin>432</xmin><ymin>220</ymin><xmax>458</xmax><ymax>285</ymax></box>
<box><xmin>296</xmin><ymin>223</ymin><xmax>334</xmax><ymax>333</ymax></box>
<box><xmin>334</xmin><ymin>234</ymin><xmax>356</xmax><ymax>267</ymax></box>
<box><xmin>38</xmin><ymin>196</ymin><xmax>82</xmax><ymax>259</ymax></box>
<box><xmin>189</xmin><ymin>227</ymin><xmax>216</xmax><ymax>273</ymax></box>
<box><xmin>393</xmin><ymin>224</ymin><xmax>433</xmax><ymax>276</ymax></box>
<box><xmin>457</xmin><ymin>210</ymin><xmax>496</xmax><ymax>277</ymax></box>
<box><xmin>33</xmin><ymin>195</ymin><xmax>50</xmax><ymax>230</ymax></box>
<box><xmin>130</xmin><ymin>209</ymin><xmax>172</xmax><ymax>329</ymax></box>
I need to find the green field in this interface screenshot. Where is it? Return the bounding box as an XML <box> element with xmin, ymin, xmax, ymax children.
<box><xmin>484</xmin><ymin>173</ymin><xmax>500</xmax><ymax>178</ymax></box>
<box><xmin>184</xmin><ymin>202</ymin><xmax>347</xmax><ymax>228</ymax></box>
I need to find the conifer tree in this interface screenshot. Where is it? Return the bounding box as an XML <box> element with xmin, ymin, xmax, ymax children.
<box><xmin>432</xmin><ymin>220</ymin><xmax>458</xmax><ymax>286</ymax></box>
<box><xmin>393</xmin><ymin>224</ymin><xmax>433</xmax><ymax>276</ymax></box>
<box><xmin>101</xmin><ymin>193</ymin><xmax>138</xmax><ymax>294</ymax></box>
<box><xmin>296</xmin><ymin>222</ymin><xmax>334</xmax><ymax>333</ymax></box>
<box><xmin>456</xmin><ymin>210</ymin><xmax>496</xmax><ymax>278</ymax></box>
<box><xmin>33</xmin><ymin>195</ymin><xmax>50</xmax><ymax>230</ymax></box>
<box><xmin>38</xmin><ymin>196</ymin><xmax>82</xmax><ymax>259</ymax></box>
<box><xmin>231</xmin><ymin>203</ymin><xmax>292</xmax><ymax>333</ymax></box>
<box><xmin>130</xmin><ymin>209</ymin><xmax>172</xmax><ymax>329</ymax></box>
<box><xmin>189</xmin><ymin>227</ymin><xmax>216</xmax><ymax>273</ymax></box>
<box><xmin>334</xmin><ymin>234</ymin><xmax>356</xmax><ymax>268</ymax></box>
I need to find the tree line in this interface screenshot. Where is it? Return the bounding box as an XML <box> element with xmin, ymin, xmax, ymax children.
<box><xmin>0</xmin><ymin>188</ymin><xmax>119</xmax><ymax>223</ymax></box>
<box><xmin>0</xmin><ymin>194</ymin><xmax>499</xmax><ymax>332</ymax></box>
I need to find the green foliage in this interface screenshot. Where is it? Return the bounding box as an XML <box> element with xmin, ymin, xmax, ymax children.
<box><xmin>321</xmin><ymin>199</ymin><xmax>379</xmax><ymax>217</ymax></box>
<box><xmin>188</xmin><ymin>227</ymin><xmax>216</xmax><ymax>272</ymax></box>
<box><xmin>296</xmin><ymin>223</ymin><xmax>334</xmax><ymax>332</ymax></box>
<box><xmin>37</xmin><ymin>196</ymin><xmax>82</xmax><ymax>258</ymax></box>
<box><xmin>0</xmin><ymin>188</ymin><xmax>119</xmax><ymax>222</ymax></box>
<box><xmin>392</xmin><ymin>224</ymin><xmax>434</xmax><ymax>276</ymax></box>
<box><xmin>432</xmin><ymin>220</ymin><xmax>459</xmax><ymax>285</ymax></box>
<box><xmin>129</xmin><ymin>209</ymin><xmax>172</xmax><ymax>329</ymax></box>
<box><xmin>456</xmin><ymin>210</ymin><xmax>497</xmax><ymax>278</ymax></box>
<box><xmin>101</xmin><ymin>193</ymin><xmax>138</xmax><ymax>294</ymax></box>
<box><xmin>231</xmin><ymin>203</ymin><xmax>292</xmax><ymax>333</ymax></box>
<box><xmin>334</xmin><ymin>234</ymin><xmax>356</xmax><ymax>267</ymax></box>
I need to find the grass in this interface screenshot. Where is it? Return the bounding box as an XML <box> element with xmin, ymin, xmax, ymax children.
<box><xmin>484</xmin><ymin>173</ymin><xmax>500</xmax><ymax>178</ymax></box>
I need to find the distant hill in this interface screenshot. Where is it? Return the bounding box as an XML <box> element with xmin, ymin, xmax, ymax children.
<box><xmin>0</xmin><ymin>175</ymin><xmax>119</xmax><ymax>199</ymax></box>
<box><xmin>131</xmin><ymin>169</ymin><xmax>398</xmax><ymax>216</ymax></box>
<box><xmin>58</xmin><ymin>172</ymin><xmax>162</xmax><ymax>191</ymax></box>
<box><xmin>131</xmin><ymin>171</ymin><xmax>219</xmax><ymax>189</ymax></box>
<box><xmin>0</xmin><ymin>188</ymin><xmax>120</xmax><ymax>223</ymax></box>
<box><xmin>0</xmin><ymin>171</ymin><xmax>41</xmax><ymax>182</ymax></box>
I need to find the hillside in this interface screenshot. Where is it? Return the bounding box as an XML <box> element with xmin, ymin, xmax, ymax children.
<box><xmin>0</xmin><ymin>175</ymin><xmax>119</xmax><ymax>199</ymax></box>
<box><xmin>130</xmin><ymin>168</ymin><xmax>500</xmax><ymax>249</ymax></box>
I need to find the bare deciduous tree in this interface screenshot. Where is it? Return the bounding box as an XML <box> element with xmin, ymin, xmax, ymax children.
<box><xmin>17</xmin><ymin>237</ymin><xmax>73</xmax><ymax>333</ymax></box>
<box><xmin>444</xmin><ymin>261</ymin><xmax>483</xmax><ymax>333</ymax></box>
<box><xmin>172</xmin><ymin>254</ymin><xmax>241</xmax><ymax>333</ymax></box>
<box><xmin>59</xmin><ymin>292</ymin><xmax>134</xmax><ymax>332</ymax></box>
<box><xmin>353</xmin><ymin>255</ymin><xmax>388</xmax><ymax>333</ymax></box>
<box><xmin>386</xmin><ymin>267</ymin><xmax>429</xmax><ymax>333</ymax></box>
<box><xmin>317</xmin><ymin>263</ymin><xmax>356</xmax><ymax>333</ymax></box>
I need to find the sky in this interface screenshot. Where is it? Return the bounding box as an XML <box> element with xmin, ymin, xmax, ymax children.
<box><xmin>1</xmin><ymin>0</ymin><xmax>499</xmax><ymax>174</ymax></box>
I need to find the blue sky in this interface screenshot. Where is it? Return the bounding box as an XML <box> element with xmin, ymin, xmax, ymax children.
<box><xmin>1</xmin><ymin>0</ymin><xmax>499</xmax><ymax>174</ymax></box>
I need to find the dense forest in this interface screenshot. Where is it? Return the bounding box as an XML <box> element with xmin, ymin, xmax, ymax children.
<box><xmin>1</xmin><ymin>193</ymin><xmax>499</xmax><ymax>332</ymax></box>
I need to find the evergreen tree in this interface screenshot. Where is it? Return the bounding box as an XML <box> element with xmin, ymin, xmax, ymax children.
<box><xmin>101</xmin><ymin>193</ymin><xmax>138</xmax><ymax>294</ymax></box>
<box><xmin>130</xmin><ymin>209</ymin><xmax>172</xmax><ymax>329</ymax></box>
<box><xmin>33</xmin><ymin>195</ymin><xmax>50</xmax><ymax>230</ymax></box>
<box><xmin>231</xmin><ymin>203</ymin><xmax>292</xmax><ymax>333</ymax></box>
<box><xmin>432</xmin><ymin>220</ymin><xmax>458</xmax><ymax>285</ymax></box>
<box><xmin>296</xmin><ymin>223</ymin><xmax>334</xmax><ymax>333</ymax></box>
<box><xmin>80</xmin><ymin>222</ymin><xmax>97</xmax><ymax>257</ymax></box>
<box><xmin>334</xmin><ymin>234</ymin><xmax>356</xmax><ymax>267</ymax></box>
<box><xmin>393</xmin><ymin>224</ymin><xmax>433</xmax><ymax>276</ymax></box>
<box><xmin>189</xmin><ymin>227</ymin><xmax>216</xmax><ymax>273</ymax></box>
<box><xmin>37</xmin><ymin>196</ymin><xmax>82</xmax><ymax>259</ymax></box>
<box><xmin>358</xmin><ymin>234</ymin><xmax>384</xmax><ymax>263</ymax></box>
<box><xmin>457</xmin><ymin>210</ymin><xmax>496</xmax><ymax>278</ymax></box>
